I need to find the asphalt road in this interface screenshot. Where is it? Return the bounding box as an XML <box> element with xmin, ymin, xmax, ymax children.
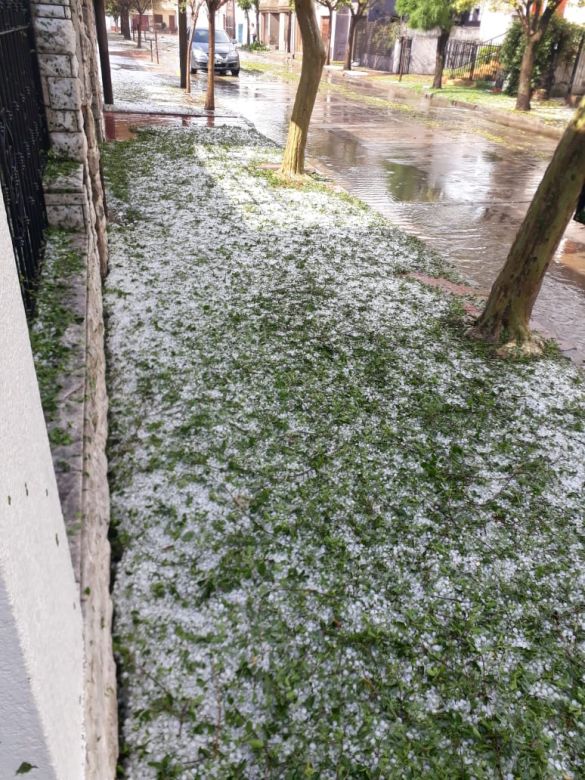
<box><xmin>109</xmin><ymin>34</ymin><xmax>585</xmax><ymax>362</ymax></box>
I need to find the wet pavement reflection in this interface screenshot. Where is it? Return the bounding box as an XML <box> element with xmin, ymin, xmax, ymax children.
<box><xmin>109</xmin><ymin>41</ymin><xmax>585</xmax><ymax>361</ymax></box>
<box><xmin>211</xmin><ymin>69</ymin><xmax>585</xmax><ymax>362</ymax></box>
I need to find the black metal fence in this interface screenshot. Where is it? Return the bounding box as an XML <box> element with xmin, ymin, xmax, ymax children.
<box><xmin>446</xmin><ymin>39</ymin><xmax>503</xmax><ymax>82</ymax></box>
<box><xmin>0</xmin><ymin>0</ymin><xmax>49</xmax><ymax>314</ymax></box>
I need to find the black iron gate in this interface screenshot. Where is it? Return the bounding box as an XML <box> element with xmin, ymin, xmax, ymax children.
<box><xmin>0</xmin><ymin>0</ymin><xmax>49</xmax><ymax>314</ymax></box>
<box><xmin>446</xmin><ymin>38</ymin><xmax>503</xmax><ymax>82</ymax></box>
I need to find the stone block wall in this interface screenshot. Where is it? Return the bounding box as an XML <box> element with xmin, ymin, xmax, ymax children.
<box><xmin>31</xmin><ymin>1</ymin><xmax>117</xmax><ymax>778</ymax></box>
<box><xmin>32</xmin><ymin>0</ymin><xmax>108</xmax><ymax>276</ymax></box>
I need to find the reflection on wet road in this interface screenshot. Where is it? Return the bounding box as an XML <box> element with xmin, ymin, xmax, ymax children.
<box><xmin>108</xmin><ymin>40</ymin><xmax>585</xmax><ymax>360</ymax></box>
<box><xmin>212</xmin><ymin>69</ymin><xmax>585</xmax><ymax>361</ymax></box>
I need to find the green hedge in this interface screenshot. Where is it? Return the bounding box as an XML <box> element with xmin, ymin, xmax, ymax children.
<box><xmin>500</xmin><ymin>17</ymin><xmax>583</xmax><ymax>97</ymax></box>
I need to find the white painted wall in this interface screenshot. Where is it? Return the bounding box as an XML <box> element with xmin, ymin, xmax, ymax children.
<box><xmin>564</xmin><ymin>0</ymin><xmax>585</xmax><ymax>25</ymax></box>
<box><xmin>279</xmin><ymin>11</ymin><xmax>287</xmax><ymax>50</ymax></box>
<box><xmin>479</xmin><ymin>3</ymin><xmax>514</xmax><ymax>42</ymax></box>
<box><xmin>408</xmin><ymin>30</ymin><xmax>438</xmax><ymax>75</ymax></box>
<box><xmin>0</xmin><ymin>191</ymin><xmax>85</xmax><ymax>779</ymax></box>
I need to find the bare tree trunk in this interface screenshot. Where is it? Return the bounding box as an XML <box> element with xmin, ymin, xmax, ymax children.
<box><xmin>205</xmin><ymin>7</ymin><xmax>216</xmax><ymax>110</ymax></box>
<box><xmin>95</xmin><ymin>0</ymin><xmax>114</xmax><ymax>104</ymax></box>
<box><xmin>344</xmin><ymin>14</ymin><xmax>357</xmax><ymax>71</ymax></box>
<box><xmin>432</xmin><ymin>29</ymin><xmax>449</xmax><ymax>89</ymax></box>
<box><xmin>469</xmin><ymin>98</ymin><xmax>585</xmax><ymax>354</ymax></box>
<box><xmin>516</xmin><ymin>37</ymin><xmax>536</xmax><ymax>111</ymax></box>
<box><xmin>326</xmin><ymin>12</ymin><xmax>332</xmax><ymax>66</ymax></box>
<box><xmin>186</xmin><ymin>12</ymin><xmax>197</xmax><ymax>93</ymax></box>
<box><xmin>137</xmin><ymin>13</ymin><xmax>143</xmax><ymax>47</ymax></box>
<box><xmin>121</xmin><ymin>7</ymin><xmax>131</xmax><ymax>39</ymax></box>
<box><xmin>280</xmin><ymin>0</ymin><xmax>326</xmax><ymax>177</ymax></box>
<box><xmin>245</xmin><ymin>9</ymin><xmax>250</xmax><ymax>46</ymax></box>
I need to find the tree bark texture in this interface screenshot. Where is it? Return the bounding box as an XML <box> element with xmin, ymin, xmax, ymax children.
<box><xmin>205</xmin><ymin>5</ymin><xmax>216</xmax><ymax>110</ymax></box>
<box><xmin>280</xmin><ymin>0</ymin><xmax>326</xmax><ymax>177</ymax></box>
<box><xmin>94</xmin><ymin>0</ymin><xmax>114</xmax><ymax>104</ymax></box>
<box><xmin>185</xmin><ymin>3</ymin><xmax>199</xmax><ymax>95</ymax></box>
<box><xmin>179</xmin><ymin>1</ymin><xmax>187</xmax><ymax>88</ymax></box>
<box><xmin>470</xmin><ymin>98</ymin><xmax>585</xmax><ymax>350</ymax></box>
<box><xmin>516</xmin><ymin>38</ymin><xmax>536</xmax><ymax>111</ymax></box>
<box><xmin>432</xmin><ymin>30</ymin><xmax>449</xmax><ymax>89</ymax></box>
<box><xmin>137</xmin><ymin>13</ymin><xmax>143</xmax><ymax>47</ymax></box>
<box><xmin>344</xmin><ymin>14</ymin><xmax>357</xmax><ymax>71</ymax></box>
<box><xmin>121</xmin><ymin>6</ymin><xmax>130</xmax><ymax>39</ymax></box>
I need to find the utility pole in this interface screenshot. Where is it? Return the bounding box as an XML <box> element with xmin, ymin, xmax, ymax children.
<box><xmin>94</xmin><ymin>0</ymin><xmax>114</xmax><ymax>104</ymax></box>
<box><xmin>179</xmin><ymin>0</ymin><xmax>187</xmax><ymax>88</ymax></box>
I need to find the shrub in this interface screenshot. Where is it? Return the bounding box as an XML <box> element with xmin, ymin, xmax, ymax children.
<box><xmin>500</xmin><ymin>16</ymin><xmax>583</xmax><ymax>97</ymax></box>
<box><xmin>242</xmin><ymin>40</ymin><xmax>269</xmax><ymax>52</ymax></box>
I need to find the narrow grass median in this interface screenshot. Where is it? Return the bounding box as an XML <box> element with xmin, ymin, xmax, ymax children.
<box><xmin>104</xmin><ymin>125</ymin><xmax>585</xmax><ymax>779</ymax></box>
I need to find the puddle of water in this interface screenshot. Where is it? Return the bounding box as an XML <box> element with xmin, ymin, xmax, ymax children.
<box><xmin>107</xmin><ymin>51</ymin><xmax>585</xmax><ymax>361</ymax></box>
<box><xmin>385</xmin><ymin>161</ymin><xmax>446</xmax><ymax>203</ymax></box>
<box><xmin>104</xmin><ymin>111</ymin><xmax>242</xmax><ymax>140</ymax></box>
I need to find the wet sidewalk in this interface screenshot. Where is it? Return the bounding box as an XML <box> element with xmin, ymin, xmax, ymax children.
<box><xmin>107</xmin><ymin>33</ymin><xmax>585</xmax><ymax>363</ymax></box>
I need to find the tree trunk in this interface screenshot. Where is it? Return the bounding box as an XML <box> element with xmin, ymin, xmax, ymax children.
<box><xmin>95</xmin><ymin>0</ymin><xmax>114</xmax><ymax>104</ymax></box>
<box><xmin>326</xmin><ymin>12</ymin><xmax>332</xmax><ymax>66</ymax></box>
<box><xmin>121</xmin><ymin>7</ymin><xmax>131</xmax><ymax>39</ymax></box>
<box><xmin>344</xmin><ymin>14</ymin><xmax>357</xmax><ymax>71</ymax></box>
<box><xmin>280</xmin><ymin>0</ymin><xmax>326</xmax><ymax>177</ymax></box>
<box><xmin>245</xmin><ymin>9</ymin><xmax>250</xmax><ymax>46</ymax></box>
<box><xmin>205</xmin><ymin>7</ymin><xmax>216</xmax><ymax>110</ymax></box>
<box><xmin>179</xmin><ymin>0</ymin><xmax>187</xmax><ymax>88</ymax></box>
<box><xmin>432</xmin><ymin>29</ymin><xmax>449</xmax><ymax>89</ymax></box>
<box><xmin>469</xmin><ymin>98</ymin><xmax>585</xmax><ymax>354</ymax></box>
<box><xmin>186</xmin><ymin>10</ymin><xmax>198</xmax><ymax>93</ymax></box>
<box><xmin>137</xmin><ymin>13</ymin><xmax>143</xmax><ymax>48</ymax></box>
<box><xmin>516</xmin><ymin>37</ymin><xmax>536</xmax><ymax>111</ymax></box>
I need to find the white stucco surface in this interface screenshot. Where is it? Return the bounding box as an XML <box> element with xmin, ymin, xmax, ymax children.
<box><xmin>409</xmin><ymin>31</ymin><xmax>438</xmax><ymax>75</ymax></box>
<box><xmin>0</xmin><ymin>191</ymin><xmax>85</xmax><ymax>779</ymax></box>
<box><xmin>564</xmin><ymin>0</ymin><xmax>585</xmax><ymax>25</ymax></box>
<box><xmin>479</xmin><ymin>5</ymin><xmax>513</xmax><ymax>42</ymax></box>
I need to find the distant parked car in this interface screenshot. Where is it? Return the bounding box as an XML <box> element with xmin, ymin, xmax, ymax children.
<box><xmin>191</xmin><ymin>28</ymin><xmax>240</xmax><ymax>76</ymax></box>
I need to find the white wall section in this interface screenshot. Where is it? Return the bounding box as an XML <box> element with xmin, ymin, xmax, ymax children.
<box><xmin>0</xmin><ymin>189</ymin><xmax>85</xmax><ymax>779</ymax></box>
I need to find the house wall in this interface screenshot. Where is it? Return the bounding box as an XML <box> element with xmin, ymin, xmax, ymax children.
<box><xmin>450</xmin><ymin>25</ymin><xmax>483</xmax><ymax>41</ymax></box>
<box><xmin>564</xmin><ymin>0</ymin><xmax>585</xmax><ymax>24</ymax></box>
<box><xmin>0</xmin><ymin>189</ymin><xmax>84</xmax><ymax>780</ymax></box>
<box><xmin>478</xmin><ymin>5</ymin><xmax>513</xmax><ymax>42</ymax></box>
<box><xmin>408</xmin><ymin>29</ymin><xmax>439</xmax><ymax>74</ymax></box>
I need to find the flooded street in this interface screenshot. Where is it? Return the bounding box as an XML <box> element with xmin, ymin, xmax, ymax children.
<box><xmin>110</xmin><ymin>41</ymin><xmax>585</xmax><ymax>361</ymax></box>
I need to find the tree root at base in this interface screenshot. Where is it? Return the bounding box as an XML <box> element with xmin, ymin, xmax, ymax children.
<box><xmin>466</xmin><ymin>324</ymin><xmax>546</xmax><ymax>358</ymax></box>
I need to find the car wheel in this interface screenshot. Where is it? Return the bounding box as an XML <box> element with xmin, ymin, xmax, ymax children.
<box><xmin>231</xmin><ymin>69</ymin><xmax>240</xmax><ymax>77</ymax></box>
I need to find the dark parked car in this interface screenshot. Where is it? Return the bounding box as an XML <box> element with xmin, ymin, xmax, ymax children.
<box><xmin>191</xmin><ymin>28</ymin><xmax>240</xmax><ymax>76</ymax></box>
